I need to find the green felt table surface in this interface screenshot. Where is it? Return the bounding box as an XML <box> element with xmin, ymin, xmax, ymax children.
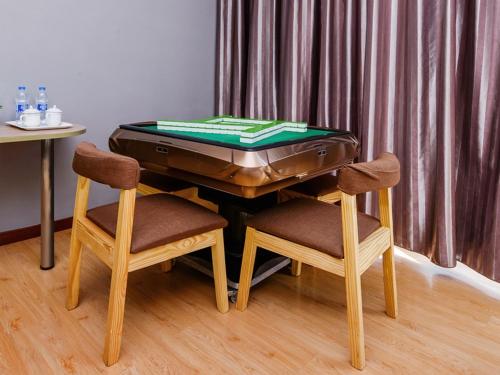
<box><xmin>143</xmin><ymin>125</ymin><xmax>333</xmax><ymax>148</ymax></box>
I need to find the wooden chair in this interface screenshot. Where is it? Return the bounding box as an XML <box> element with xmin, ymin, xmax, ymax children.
<box><xmin>65</xmin><ymin>142</ymin><xmax>229</xmax><ymax>366</ymax></box>
<box><xmin>236</xmin><ymin>152</ymin><xmax>400</xmax><ymax>370</ymax></box>
<box><xmin>278</xmin><ymin>173</ymin><xmax>341</xmax><ymax>276</ymax></box>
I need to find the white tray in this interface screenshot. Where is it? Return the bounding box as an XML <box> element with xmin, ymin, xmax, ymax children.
<box><xmin>6</xmin><ymin>121</ymin><xmax>73</xmax><ymax>131</ymax></box>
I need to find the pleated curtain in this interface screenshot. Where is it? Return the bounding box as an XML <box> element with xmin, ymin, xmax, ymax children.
<box><xmin>215</xmin><ymin>0</ymin><xmax>500</xmax><ymax>281</ymax></box>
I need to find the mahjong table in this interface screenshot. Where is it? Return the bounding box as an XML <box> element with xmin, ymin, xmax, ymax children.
<box><xmin>109</xmin><ymin>116</ymin><xmax>359</xmax><ymax>293</ymax></box>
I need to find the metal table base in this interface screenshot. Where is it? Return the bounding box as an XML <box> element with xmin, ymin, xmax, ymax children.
<box><xmin>178</xmin><ymin>254</ymin><xmax>291</xmax><ymax>301</ymax></box>
<box><xmin>40</xmin><ymin>139</ymin><xmax>55</xmax><ymax>270</ymax></box>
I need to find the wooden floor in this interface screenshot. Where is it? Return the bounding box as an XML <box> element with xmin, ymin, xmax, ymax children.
<box><xmin>1</xmin><ymin>230</ymin><xmax>499</xmax><ymax>374</ymax></box>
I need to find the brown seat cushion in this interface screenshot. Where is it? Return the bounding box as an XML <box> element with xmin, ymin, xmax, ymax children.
<box><xmin>87</xmin><ymin>194</ymin><xmax>227</xmax><ymax>253</ymax></box>
<box><xmin>140</xmin><ymin>170</ymin><xmax>193</xmax><ymax>192</ymax></box>
<box><xmin>287</xmin><ymin>174</ymin><xmax>339</xmax><ymax>197</ymax></box>
<box><xmin>246</xmin><ymin>198</ymin><xmax>380</xmax><ymax>259</ymax></box>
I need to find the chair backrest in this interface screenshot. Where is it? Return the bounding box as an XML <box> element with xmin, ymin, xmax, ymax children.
<box><xmin>72</xmin><ymin>142</ymin><xmax>140</xmax><ymax>190</ymax></box>
<box><xmin>337</xmin><ymin>152</ymin><xmax>400</xmax><ymax>196</ymax></box>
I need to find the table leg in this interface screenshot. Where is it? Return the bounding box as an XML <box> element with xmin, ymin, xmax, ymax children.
<box><xmin>40</xmin><ymin>139</ymin><xmax>54</xmax><ymax>270</ymax></box>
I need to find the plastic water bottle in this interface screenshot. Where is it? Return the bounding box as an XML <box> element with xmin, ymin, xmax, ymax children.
<box><xmin>36</xmin><ymin>86</ymin><xmax>49</xmax><ymax>120</ymax></box>
<box><xmin>15</xmin><ymin>86</ymin><xmax>28</xmax><ymax>121</ymax></box>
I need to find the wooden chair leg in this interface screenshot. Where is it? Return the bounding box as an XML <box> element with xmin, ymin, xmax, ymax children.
<box><xmin>103</xmin><ymin>262</ymin><xmax>129</xmax><ymax>366</ymax></box>
<box><xmin>341</xmin><ymin>192</ymin><xmax>365</xmax><ymax>369</ymax></box>
<box><xmin>211</xmin><ymin>229</ymin><xmax>229</xmax><ymax>313</ymax></box>
<box><xmin>236</xmin><ymin>227</ymin><xmax>257</xmax><ymax>311</ymax></box>
<box><xmin>160</xmin><ymin>260</ymin><xmax>173</xmax><ymax>273</ymax></box>
<box><xmin>291</xmin><ymin>260</ymin><xmax>302</xmax><ymax>276</ymax></box>
<box><xmin>379</xmin><ymin>188</ymin><xmax>398</xmax><ymax>319</ymax></box>
<box><xmin>66</xmin><ymin>234</ymin><xmax>83</xmax><ymax>310</ymax></box>
<box><xmin>103</xmin><ymin>188</ymin><xmax>135</xmax><ymax>366</ymax></box>
<box><xmin>66</xmin><ymin>175</ymin><xmax>90</xmax><ymax>310</ymax></box>
<box><xmin>344</xmin><ymin>264</ymin><xmax>365</xmax><ymax>370</ymax></box>
<box><xmin>383</xmin><ymin>246</ymin><xmax>398</xmax><ymax>318</ymax></box>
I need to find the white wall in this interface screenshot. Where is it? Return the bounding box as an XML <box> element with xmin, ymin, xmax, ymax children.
<box><xmin>0</xmin><ymin>0</ymin><xmax>216</xmax><ymax>231</ymax></box>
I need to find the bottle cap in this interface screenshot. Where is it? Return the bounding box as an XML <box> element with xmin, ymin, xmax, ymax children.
<box><xmin>18</xmin><ymin>86</ymin><xmax>26</xmax><ymax>90</ymax></box>
<box><xmin>39</xmin><ymin>86</ymin><xmax>46</xmax><ymax>90</ymax></box>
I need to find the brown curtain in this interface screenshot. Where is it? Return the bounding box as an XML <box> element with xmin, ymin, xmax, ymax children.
<box><xmin>215</xmin><ymin>0</ymin><xmax>500</xmax><ymax>281</ymax></box>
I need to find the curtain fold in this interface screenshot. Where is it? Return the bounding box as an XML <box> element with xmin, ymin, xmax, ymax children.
<box><xmin>215</xmin><ymin>0</ymin><xmax>500</xmax><ymax>281</ymax></box>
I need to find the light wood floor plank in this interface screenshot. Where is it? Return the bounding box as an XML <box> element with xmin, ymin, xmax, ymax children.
<box><xmin>0</xmin><ymin>230</ymin><xmax>499</xmax><ymax>373</ymax></box>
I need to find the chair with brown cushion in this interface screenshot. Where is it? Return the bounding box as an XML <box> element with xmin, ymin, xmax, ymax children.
<box><xmin>65</xmin><ymin>142</ymin><xmax>229</xmax><ymax>366</ymax></box>
<box><xmin>236</xmin><ymin>152</ymin><xmax>400</xmax><ymax>370</ymax></box>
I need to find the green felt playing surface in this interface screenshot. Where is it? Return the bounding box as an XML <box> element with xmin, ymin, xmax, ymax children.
<box><xmin>156</xmin><ymin>116</ymin><xmax>307</xmax><ymax>142</ymax></box>
<box><xmin>143</xmin><ymin>125</ymin><xmax>333</xmax><ymax>148</ymax></box>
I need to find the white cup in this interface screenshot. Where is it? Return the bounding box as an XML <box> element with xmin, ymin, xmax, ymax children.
<box><xmin>45</xmin><ymin>105</ymin><xmax>63</xmax><ymax>126</ymax></box>
<box><xmin>20</xmin><ymin>106</ymin><xmax>41</xmax><ymax>127</ymax></box>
